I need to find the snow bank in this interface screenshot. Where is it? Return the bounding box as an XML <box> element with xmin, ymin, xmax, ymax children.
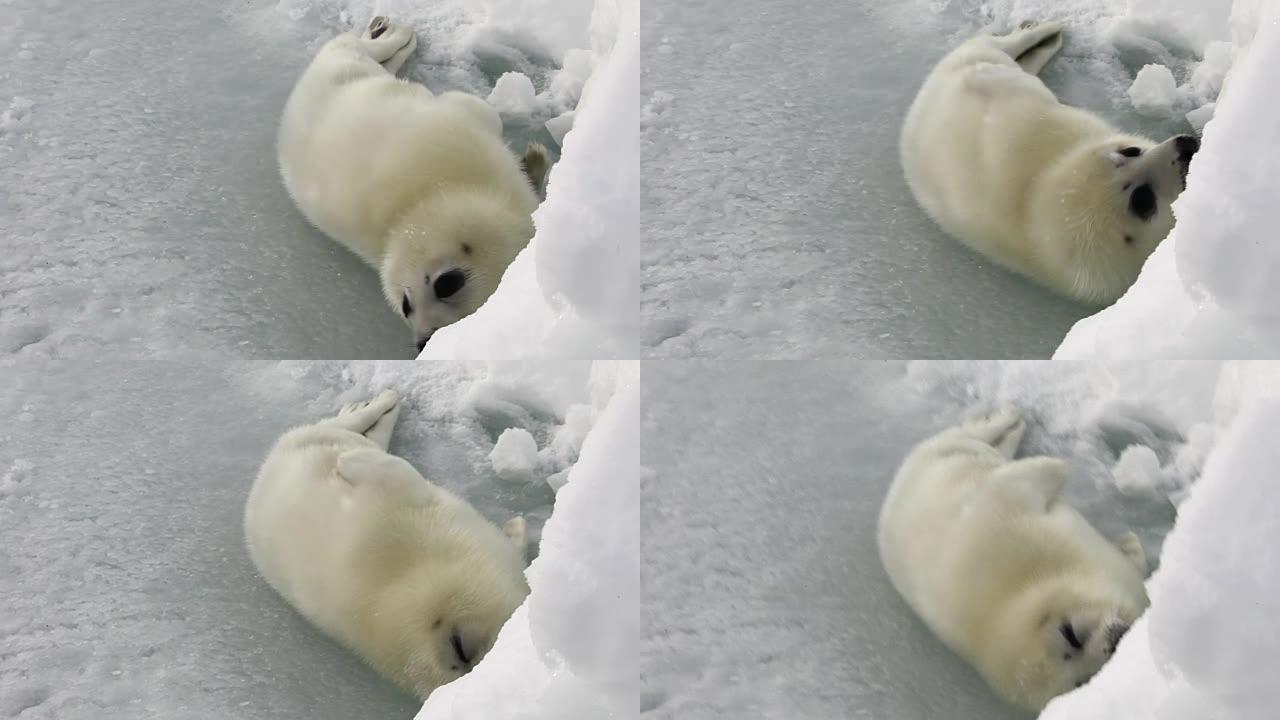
<box><xmin>1056</xmin><ymin>0</ymin><xmax>1280</xmax><ymax>359</ymax></box>
<box><xmin>1040</xmin><ymin>362</ymin><xmax>1280</xmax><ymax>719</ymax></box>
<box><xmin>421</xmin><ymin>0</ymin><xmax>638</xmax><ymax>359</ymax></box>
<box><xmin>417</xmin><ymin>361</ymin><xmax>638</xmax><ymax>719</ymax></box>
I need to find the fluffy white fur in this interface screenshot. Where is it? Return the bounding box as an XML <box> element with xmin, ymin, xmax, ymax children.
<box><xmin>878</xmin><ymin>407</ymin><xmax>1150</xmax><ymax>712</ymax></box>
<box><xmin>244</xmin><ymin>389</ymin><xmax>530</xmax><ymax>699</ymax></box>
<box><xmin>900</xmin><ymin>22</ymin><xmax>1199</xmax><ymax>304</ymax></box>
<box><xmin>278</xmin><ymin>17</ymin><xmax>545</xmax><ymax>351</ymax></box>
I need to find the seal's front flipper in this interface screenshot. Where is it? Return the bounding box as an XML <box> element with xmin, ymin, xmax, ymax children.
<box><xmin>1115</xmin><ymin>531</ymin><xmax>1149</xmax><ymax>576</ymax></box>
<box><xmin>503</xmin><ymin>516</ymin><xmax>529</xmax><ymax>563</ymax></box>
<box><xmin>989</xmin><ymin>456</ymin><xmax>1070</xmax><ymax>512</ymax></box>
<box><xmin>335</xmin><ymin>448</ymin><xmax>434</xmax><ymax>504</ymax></box>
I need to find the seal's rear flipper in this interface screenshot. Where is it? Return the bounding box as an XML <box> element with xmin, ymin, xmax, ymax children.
<box><xmin>956</xmin><ymin>406</ymin><xmax>1026</xmax><ymax>458</ymax></box>
<box><xmin>996</xmin><ymin>21</ymin><xmax>1064</xmax><ymax>75</ymax></box>
<box><xmin>330</xmin><ymin>389</ymin><xmax>401</xmax><ymax>438</ymax></box>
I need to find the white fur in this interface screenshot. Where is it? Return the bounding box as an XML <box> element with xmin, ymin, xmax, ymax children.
<box><xmin>244</xmin><ymin>390</ymin><xmax>529</xmax><ymax>699</ymax></box>
<box><xmin>878</xmin><ymin>407</ymin><xmax>1150</xmax><ymax>712</ymax></box>
<box><xmin>901</xmin><ymin>22</ymin><xmax>1196</xmax><ymax>304</ymax></box>
<box><xmin>278</xmin><ymin>17</ymin><xmax>540</xmax><ymax>349</ymax></box>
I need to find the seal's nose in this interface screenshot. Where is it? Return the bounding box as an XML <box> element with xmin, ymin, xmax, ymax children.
<box><xmin>415</xmin><ymin>333</ymin><xmax>432</xmax><ymax>353</ymax></box>
<box><xmin>1175</xmin><ymin>134</ymin><xmax>1200</xmax><ymax>161</ymax></box>
<box><xmin>1103</xmin><ymin>623</ymin><xmax>1130</xmax><ymax>654</ymax></box>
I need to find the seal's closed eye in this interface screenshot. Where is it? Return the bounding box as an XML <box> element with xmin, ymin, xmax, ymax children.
<box><xmin>1060</xmin><ymin>622</ymin><xmax>1084</xmax><ymax>650</ymax></box>
<box><xmin>451</xmin><ymin>631</ymin><xmax>470</xmax><ymax>665</ymax></box>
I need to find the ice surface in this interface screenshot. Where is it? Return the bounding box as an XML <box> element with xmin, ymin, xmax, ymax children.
<box><xmin>421</xmin><ymin>0</ymin><xmax>639</xmax><ymax>360</ymax></box>
<box><xmin>1057</xmin><ymin>0</ymin><xmax>1280</xmax><ymax>359</ymax></box>
<box><xmin>1041</xmin><ymin>364</ymin><xmax>1280</xmax><ymax>719</ymax></box>
<box><xmin>418</xmin><ymin>361</ymin><xmax>638</xmax><ymax>719</ymax></box>
<box><xmin>490</xmin><ymin>427</ymin><xmax>541</xmax><ymax>480</ymax></box>
<box><xmin>0</xmin><ymin>357</ymin><xmax>623</xmax><ymax>719</ymax></box>
<box><xmin>641</xmin><ymin>0</ymin><xmax>1222</xmax><ymax>358</ymax></box>
<box><xmin>1127</xmin><ymin>64</ymin><xmax>1180</xmax><ymax>115</ymax></box>
<box><xmin>642</xmin><ymin>361</ymin><xmax>1207</xmax><ymax>718</ymax></box>
<box><xmin>0</xmin><ymin>0</ymin><xmax>593</xmax><ymax>359</ymax></box>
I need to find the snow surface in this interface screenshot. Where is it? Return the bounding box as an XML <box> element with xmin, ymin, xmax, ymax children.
<box><xmin>0</xmin><ymin>357</ymin><xmax>632</xmax><ymax>719</ymax></box>
<box><xmin>641</xmin><ymin>0</ymin><xmax>1226</xmax><ymax>358</ymax></box>
<box><xmin>1057</xmin><ymin>0</ymin><xmax>1280</xmax><ymax>359</ymax></box>
<box><xmin>642</xmin><ymin>361</ymin><xmax>1224</xmax><ymax>718</ymax></box>
<box><xmin>0</xmin><ymin>0</ymin><xmax>605</xmax><ymax>359</ymax></box>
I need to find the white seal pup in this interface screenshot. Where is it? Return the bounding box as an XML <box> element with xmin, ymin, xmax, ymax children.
<box><xmin>278</xmin><ymin>17</ymin><xmax>548</xmax><ymax>351</ymax></box>
<box><xmin>244</xmin><ymin>390</ymin><xmax>530</xmax><ymax>699</ymax></box>
<box><xmin>877</xmin><ymin>407</ymin><xmax>1150</xmax><ymax>712</ymax></box>
<box><xmin>900</xmin><ymin>22</ymin><xmax>1200</xmax><ymax>304</ymax></box>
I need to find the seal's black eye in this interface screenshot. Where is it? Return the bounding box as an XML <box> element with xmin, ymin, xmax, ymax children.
<box><xmin>401</xmin><ymin>292</ymin><xmax>413</xmax><ymax>318</ymax></box>
<box><xmin>1061</xmin><ymin>622</ymin><xmax>1084</xmax><ymax>650</ymax></box>
<box><xmin>450</xmin><ymin>632</ymin><xmax>470</xmax><ymax>665</ymax></box>
<box><xmin>1118</xmin><ymin>146</ymin><xmax>1142</xmax><ymax>157</ymax></box>
<box><xmin>434</xmin><ymin>270</ymin><xmax>466</xmax><ymax>300</ymax></box>
<box><xmin>1124</xmin><ymin>235</ymin><xmax>1134</xmax><ymax>245</ymax></box>
<box><xmin>1129</xmin><ymin>184</ymin><xmax>1156</xmax><ymax>221</ymax></box>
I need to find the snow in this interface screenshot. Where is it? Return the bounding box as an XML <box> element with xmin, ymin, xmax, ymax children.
<box><xmin>0</xmin><ymin>357</ymin><xmax>631</xmax><ymax>719</ymax></box>
<box><xmin>1111</xmin><ymin>444</ymin><xmax>1165</xmax><ymax>495</ymax></box>
<box><xmin>488</xmin><ymin>72</ymin><xmax>539</xmax><ymax>116</ymax></box>
<box><xmin>1127</xmin><ymin>64</ymin><xmax>1180</xmax><ymax>116</ymax></box>
<box><xmin>421</xmin><ymin>0</ymin><xmax>639</xmax><ymax>360</ymax></box>
<box><xmin>1057</xmin><ymin>0</ymin><xmax>1280</xmax><ymax>359</ymax></box>
<box><xmin>642</xmin><ymin>0</ymin><xmax>1229</xmax><ymax>358</ymax></box>
<box><xmin>490</xmin><ymin>427</ymin><xmax>541</xmax><ymax>480</ymax></box>
<box><xmin>1</xmin><ymin>0</ymin><xmax>618</xmax><ymax>359</ymax></box>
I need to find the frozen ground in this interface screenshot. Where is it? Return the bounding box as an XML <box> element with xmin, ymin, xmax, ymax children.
<box><xmin>641</xmin><ymin>0</ymin><xmax>1221</xmax><ymax>358</ymax></box>
<box><xmin>0</xmin><ymin>358</ymin><xmax>598</xmax><ymax>719</ymax></box>
<box><xmin>0</xmin><ymin>0</ymin><xmax>591</xmax><ymax>360</ymax></box>
<box><xmin>641</xmin><ymin>361</ymin><xmax>1219</xmax><ymax>718</ymax></box>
